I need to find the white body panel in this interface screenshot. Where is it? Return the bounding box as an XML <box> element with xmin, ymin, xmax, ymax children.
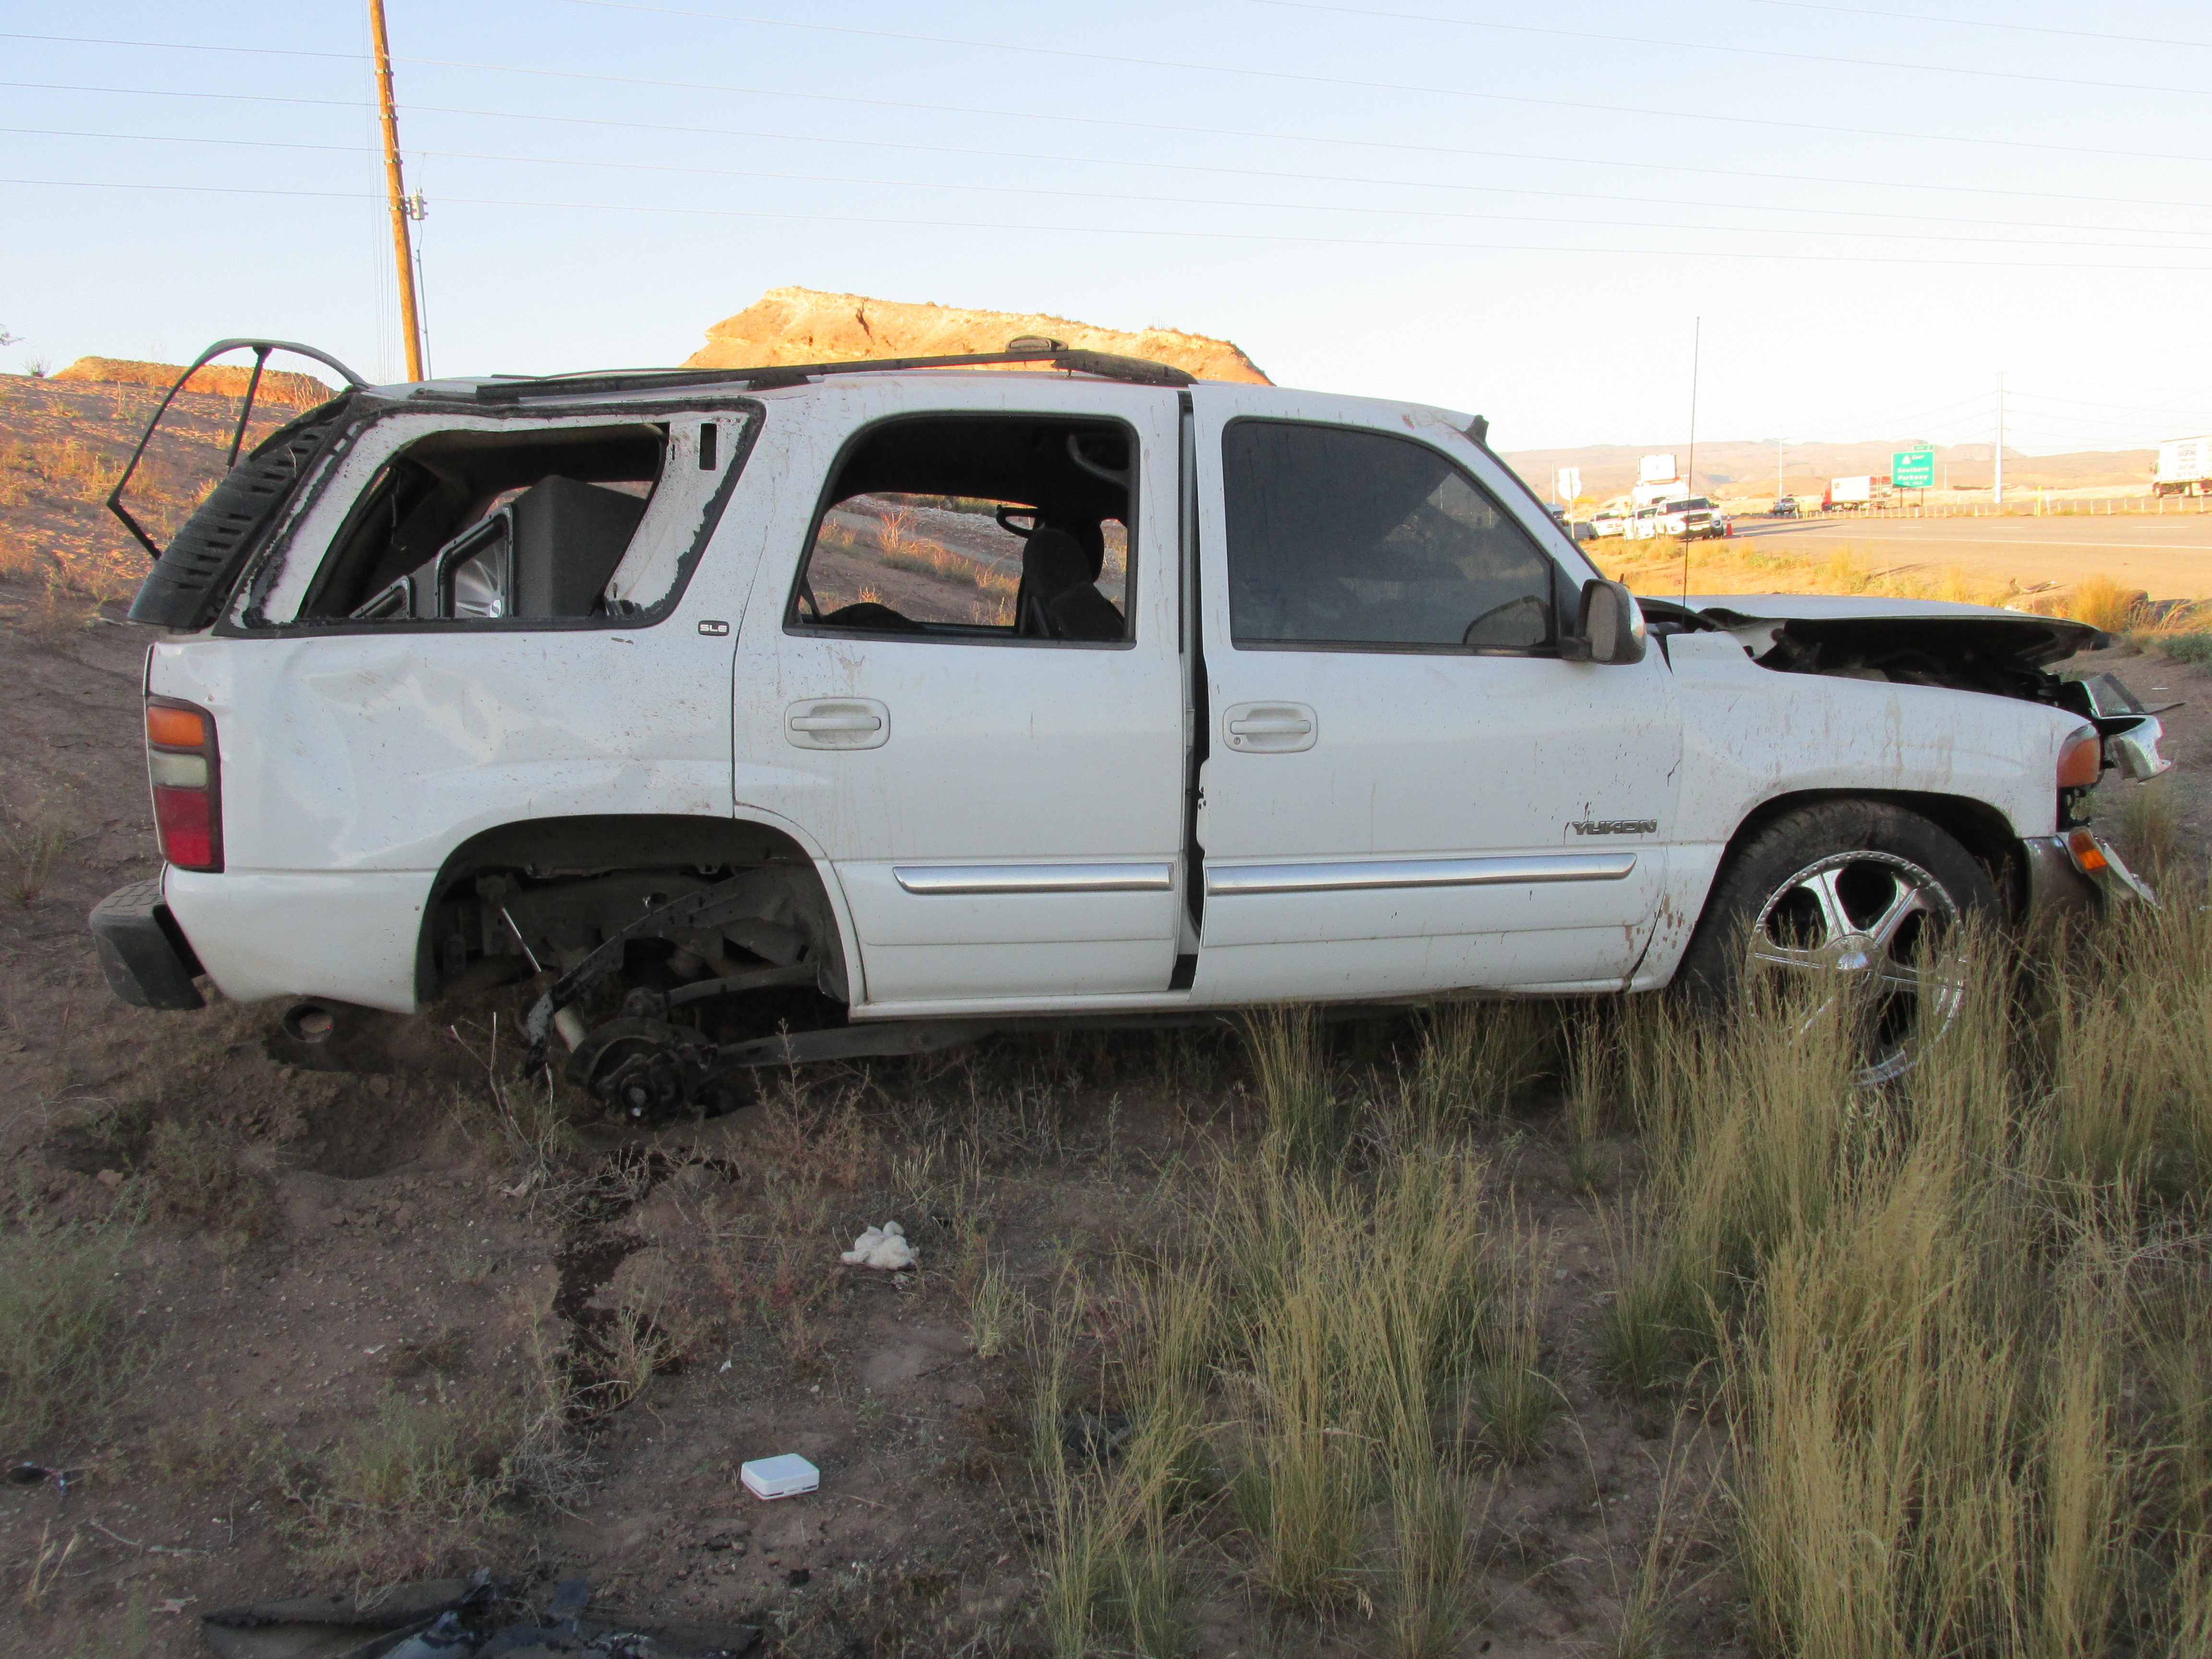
<box><xmin>725</xmin><ymin>376</ymin><xmax>1188</xmax><ymax>1012</ymax></box>
<box><xmin>1186</xmin><ymin>385</ymin><xmax>1681</xmax><ymax>1004</ymax></box>
<box><xmin>147</xmin><ymin>402</ymin><xmax>771</xmax><ymax>1011</ymax></box>
<box><xmin>133</xmin><ymin>369</ymin><xmax>2093</xmax><ymax>1025</ymax></box>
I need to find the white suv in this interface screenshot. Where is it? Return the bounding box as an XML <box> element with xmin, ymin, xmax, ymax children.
<box><xmin>89</xmin><ymin>339</ymin><xmax>2162</xmax><ymax>1112</ymax></box>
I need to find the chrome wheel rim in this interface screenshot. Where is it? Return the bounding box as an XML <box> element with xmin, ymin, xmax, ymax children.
<box><xmin>1747</xmin><ymin>849</ymin><xmax>1966</xmax><ymax>1085</ymax></box>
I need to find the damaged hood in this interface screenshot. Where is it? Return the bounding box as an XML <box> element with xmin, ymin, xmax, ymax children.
<box><xmin>1680</xmin><ymin>593</ymin><xmax>2100</xmax><ymax>672</ymax></box>
<box><xmin>1647</xmin><ymin>592</ymin><xmax>2106</xmax><ymax>703</ymax></box>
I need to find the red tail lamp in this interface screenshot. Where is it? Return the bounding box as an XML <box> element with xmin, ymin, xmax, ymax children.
<box><xmin>145</xmin><ymin>697</ymin><xmax>222</xmax><ymax>871</ymax></box>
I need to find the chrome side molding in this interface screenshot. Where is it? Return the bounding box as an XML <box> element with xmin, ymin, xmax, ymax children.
<box><xmin>1206</xmin><ymin>853</ymin><xmax>1636</xmax><ymax>897</ymax></box>
<box><xmin>894</xmin><ymin>863</ymin><xmax>1177</xmax><ymax>896</ymax></box>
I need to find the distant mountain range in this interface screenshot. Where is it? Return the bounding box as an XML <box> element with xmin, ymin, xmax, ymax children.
<box><xmin>1502</xmin><ymin>438</ymin><xmax>2159</xmax><ymax>501</ymax></box>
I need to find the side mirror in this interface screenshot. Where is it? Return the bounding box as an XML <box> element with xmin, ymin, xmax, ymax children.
<box><xmin>1565</xmin><ymin>577</ymin><xmax>1647</xmax><ymax>665</ymax></box>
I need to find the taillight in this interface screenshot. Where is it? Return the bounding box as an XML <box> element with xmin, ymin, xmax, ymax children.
<box><xmin>145</xmin><ymin>697</ymin><xmax>222</xmax><ymax>871</ymax></box>
<box><xmin>2056</xmin><ymin>727</ymin><xmax>2102</xmax><ymax>790</ymax></box>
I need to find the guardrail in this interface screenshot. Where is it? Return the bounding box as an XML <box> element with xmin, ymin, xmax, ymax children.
<box><xmin>1738</xmin><ymin>496</ymin><xmax>2212</xmax><ymax>521</ymax></box>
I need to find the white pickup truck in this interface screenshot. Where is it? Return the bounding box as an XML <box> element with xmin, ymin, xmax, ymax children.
<box><xmin>89</xmin><ymin>338</ymin><xmax>2164</xmax><ymax>1110</ymax></box>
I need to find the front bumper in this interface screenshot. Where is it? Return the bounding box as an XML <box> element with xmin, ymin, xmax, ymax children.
<box><xmin>89</xmin><ymin>877</ymin><xmax>206</xmax><ymax>1010</ymax></box>
<box><xmin>2021</xmin><ymin>830</ymin><xmax>2153</xmax><ymax>925</ymax></box>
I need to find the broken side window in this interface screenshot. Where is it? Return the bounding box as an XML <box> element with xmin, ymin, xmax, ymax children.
<box><xmin>786</xmin><ymin>414</ymin><xmax>1134</xmax><ymax>645</ymax></box>
<box><xmin>284</xmin><ymin>417</ymin><xmax>733</xmax><ymax>625</ymax></box>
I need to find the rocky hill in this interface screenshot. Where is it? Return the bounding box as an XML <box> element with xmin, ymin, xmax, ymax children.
<box><xmin>683</xmin><ymin>287</ymin><xmax>1271</xmax><ymax>384</ymax></box>
<box><xmin>54</xmin><ymin>356</ymin><xmax>333</xmax><ymax>406</ymax></box>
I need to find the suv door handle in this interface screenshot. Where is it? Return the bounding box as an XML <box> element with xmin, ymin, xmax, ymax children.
<box><xmin>786</xmin><ymin>698</ymin><xmax>890</xmax><ymax>750</ymax></box>
<box><xmin>1224</xmin><ymin>701</ymin><xmax>1317</xmax><ymax>752</ymax></box>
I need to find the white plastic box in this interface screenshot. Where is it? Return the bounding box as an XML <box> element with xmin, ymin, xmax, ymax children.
<box><xmin>741</xmin><ymin>1454</ymin><xmax>820</xmax><ymax>1501</ymax></box>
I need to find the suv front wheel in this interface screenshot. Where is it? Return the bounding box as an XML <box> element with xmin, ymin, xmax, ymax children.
<box><xmin>1679</xmin><ymin>800</ymin><xmax>2001</xmax><ymax>1082</ymax></box>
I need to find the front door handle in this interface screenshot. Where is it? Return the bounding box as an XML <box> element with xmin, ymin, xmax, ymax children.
<box><xmin>1224</xmin><ymin>701</ymin><xmax>1317</xmax><ymax>753</ymax></box>
<box><xmin>786</xmin><ymin>698</ymin><xmax>890</xmax><ymax>750</ymax></box>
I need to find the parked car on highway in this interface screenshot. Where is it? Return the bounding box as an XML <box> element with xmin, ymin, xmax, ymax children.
<box><xmin>1770</xmin><ymin>495</ymin><xmax>1800</xmax><ymax>517</ymax></box>
<box><xmin>91</xmin><ymin>337</ymin><xmax>2166</xmax><ymax>1104</ymax></box>
<box><xmin>1625</xmin><ymin>497</ymin><xmax>1726</xmax><ymax>541</ymax></box>
<box><xmin>1588</xmin><ymin>505</ymin><xmax>1630</xmax><ymax>537</ymax></box>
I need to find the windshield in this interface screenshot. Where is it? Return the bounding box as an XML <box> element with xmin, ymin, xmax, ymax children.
<box><xmin>1674</xmin><ymin>498</ymin><xmax>1711</xmax><ymax>512</ymax></box>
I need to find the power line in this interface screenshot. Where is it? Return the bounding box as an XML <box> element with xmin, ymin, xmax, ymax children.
<box><xmin>12</xmin><ymin>24</ymin><xmax>2209</xmax><ymax>165</ymax></box>
<box><xmin>12</xmin><ymin>76</ymin><xmax>2210</xmax><ymax>215</ymax></box>
<box><xmin>5</xmin><ymin>174</ymin><xmax>2206</xmax><ymax>270</ymax></box>
<box><xmin>14</xmin><ymin>126</ymin><xmax>2204</xmax><ymax>252</ymax></box>
<box><xmin>1743</xmin><ymin>0</ymin><xmax>2212</xmax><ymax>51</ymax></box>
<box><xmin>1243</xmin><ymin>0</ymin><xmax>2212</xmax><ymax>97</ymax></box>
<box><xmin>539</xmin><ymin>2</ymin><xmax>2212</xmax><ymax>160</ymax></box>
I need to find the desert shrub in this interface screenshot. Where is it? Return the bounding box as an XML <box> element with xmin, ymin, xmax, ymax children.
<box><xmin>0</xmin><ymin>1215</ymin><xmax>146</xmax><ymax>1446</ymax></box>
<box><xmin>0</xmin><ymin>783</ymin><xmax>72</xmax><ymax>904</ymax></box>
<box><xmin>145</xmin><ymin>1118</ymin><xmax>277</xmax><ymax>1242</ymax></box>
<box><xmin>2066</xmin><ymin>573</ymin><xmax>2145</xmax><ymax>633</ymax></box>
<box><xmin>1239</xmin><ymin>1004</ymin><xmax>1345</xmax><ymax>1171</ymax></box>
<box><xmin>2155</xmin><ymin>630</ymin><xmax>2212</xmax><ymax>666</ymax></box>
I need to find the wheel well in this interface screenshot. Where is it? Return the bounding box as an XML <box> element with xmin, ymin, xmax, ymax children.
<box><xmin>1712</xmin><ymin>790</ymin><xmax>2028</xmax><ymax>921</ymax></box>
<box><xmin>413</xmin><ymin>813</ymin><xmax>848</xmax><ymax>1004</ymax></box>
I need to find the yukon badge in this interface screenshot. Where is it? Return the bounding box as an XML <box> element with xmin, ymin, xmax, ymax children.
<box><xmin>1570</xmin><ymin>818</ymin><xmax>1658</xmax><ymax>836</ymax></box>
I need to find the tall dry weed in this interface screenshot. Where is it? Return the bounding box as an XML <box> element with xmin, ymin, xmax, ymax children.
<box><xmin>1239</xmin><ymin>1004</ymin><xmax>1344</xmax><ymax>1172</ymax></box>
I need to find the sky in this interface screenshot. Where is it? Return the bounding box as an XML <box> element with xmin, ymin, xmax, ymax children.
<box><xmin>4</xmin><ymin>0</ymin><xmax>2211</xmax><ymax>456</ymax></box>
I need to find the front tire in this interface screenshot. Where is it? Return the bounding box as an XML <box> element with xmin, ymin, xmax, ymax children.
<box><xmin>1679</xmin><ymin>800</ymin><xmax>2000</xmax><ymax>1082</ymax></box>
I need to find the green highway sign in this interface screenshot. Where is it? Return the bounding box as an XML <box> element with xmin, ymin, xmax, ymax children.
<box><xmin>1892</xmin><ymin>448</ymin><xmax>1936</xmax><ymax>489</ymax></box>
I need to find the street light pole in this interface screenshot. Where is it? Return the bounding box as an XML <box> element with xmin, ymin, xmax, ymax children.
<box><xmin>368</xmin><ymin>0</ymin><xmax>425</xmax><ymax>383</ymax></box>
<box><xmin>1993</xmin><ymin>370</ymin><xmax>2005</xmax><ymax>507</ymax></box>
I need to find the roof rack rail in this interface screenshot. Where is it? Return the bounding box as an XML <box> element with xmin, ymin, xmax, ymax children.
<box><xmin>470</xmin><ymin>346</ymin><xmax>1196</xmax><ymax>404</ymax></box>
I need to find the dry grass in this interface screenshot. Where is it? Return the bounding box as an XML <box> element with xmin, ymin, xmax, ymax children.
<box><xmin>280</xmin><ymin>1296</ymin><xmax>588</xmax><ymax>1578</ymax></box>
<box><xmin>2065</xmin><ymin>573</ymin><xmax>2146</xmax><ymax>632</ymax></box>
<box><xmin>874</xmin><ymin>506</ymin><xmax>1019</xmax><ymax>594</ymax></box>
<box><xmin>0</xmin><ymin>1208</ymin><xmax>148</xmax><ymax>1449</ymax></box>
<box><xmin>2116</xmin><ymin>778</ymin><xmax>2184</xmax><ymax>878</ymax></box>
<box><xmin>1025</xmin><ymin>1078</ymin><xmax>1502</xmax><ymax>1648</ymax></box>
<box><xmin>1598</xmin><ymin>891</ymin><xmax>2212</xmax><ymax>1658</ymax></box>
<box><xmin>1601</xmin><ymin>537</ymin><xmax>2014</xmax><ymax>608</ymax></box>
<box><xmin>0</xmin><ymin>782</ymin><xmax>72</xmax><ymax>904</ymax></box>
<box><xmin>1239</xmin><ymin>1003</ymin><xmax>1345</xmax><ymax>1171</ymax></box>
<box><xmin>144</xmin><ymin>1117</ymin><xmax>278</xmax><ymax>1244</ymax></box>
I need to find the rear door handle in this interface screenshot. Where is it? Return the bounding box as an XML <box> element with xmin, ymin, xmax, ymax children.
<box><xmin>1224</xmin><ymin>701</ymin><xmax>1317</xmax><ymax>752</ymax></box>
<box><xmin>786</xmin><ymin>698</ymin><xmax>890</xmax><ymax>750</ymax></box>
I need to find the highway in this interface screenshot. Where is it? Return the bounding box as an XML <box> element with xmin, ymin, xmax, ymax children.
<box><xmin>1726</xmin><ymin>511</ymin><xmax>2212</xmax><ymax>600</ymax></box>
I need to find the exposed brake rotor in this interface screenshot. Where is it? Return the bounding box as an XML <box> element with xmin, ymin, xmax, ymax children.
<box><xmin>567</xmin><ymin>1016</ymin><xmax>724</xmax><ymax>1125</ymax></box>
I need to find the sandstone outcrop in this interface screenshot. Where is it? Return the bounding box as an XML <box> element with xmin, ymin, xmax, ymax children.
<box><xmin>684</xmin><ymin>287</ymin><xmax>1270</xmax><ymax>384</ymax></box>
<box><xmin>54</xmin><ymin>357</ymin><xmax>333</xmax><ymax>405</ymax></box>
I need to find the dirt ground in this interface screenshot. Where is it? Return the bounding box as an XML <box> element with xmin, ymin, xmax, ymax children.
<box><xmin>2</xmin><ymin>368</ymin><xmax>2207</xmax><ymax>1659</ymax></box>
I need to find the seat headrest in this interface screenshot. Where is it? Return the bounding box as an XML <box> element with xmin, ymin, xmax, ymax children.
<box><xmin>1020</xmin><ymin>528</ymin><xmax>1091</xmax><ymax>598</ymax></box>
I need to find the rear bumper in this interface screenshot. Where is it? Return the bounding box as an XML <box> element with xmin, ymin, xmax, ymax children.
<box><xmin>89</xmin><ymin>877</ymin><xmax>206</xmax><ymax>1010</ymax></box>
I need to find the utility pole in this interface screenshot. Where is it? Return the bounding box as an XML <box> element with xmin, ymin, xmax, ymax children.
<box><xmin>369</xmin><ymin>0</ymin><xmax>425</xmax><ymax>382</ymax></box>
<box><xmin>1685</xmin><ymin>317</ymin><xmax>1701</xmax><ymax>498</ymax></box>
<box><xmin>1993</xmin><ymin>370</ymin><xmax>2005</xmax><ymax>507</ymax></box>
<box><xmin>1682</xmin><ymin>317</ymin><xmax>1700</xmax><ymax>602</ymax></box>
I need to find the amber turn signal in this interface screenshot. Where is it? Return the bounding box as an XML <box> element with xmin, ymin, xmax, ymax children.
<box><xmin>2056</xmin><ymin>728</ymin><xmax>2102</xmax><ymax>789</ymax></box>
<box><xmin>2065</xmin><ymin>828</ymin><xmax>2110</xmax><ymax>875</ymax></box>
<box><xmin>146</xmin><ymin>704</ymin><xmax>207</xmax><ymax>749</ymax></box>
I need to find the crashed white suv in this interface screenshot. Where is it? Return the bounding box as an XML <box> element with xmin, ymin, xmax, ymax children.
<box><xmin>90</xmin><ymin>338</ymin><xmax>2164</xmax><ymax>1113</ymax></box>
